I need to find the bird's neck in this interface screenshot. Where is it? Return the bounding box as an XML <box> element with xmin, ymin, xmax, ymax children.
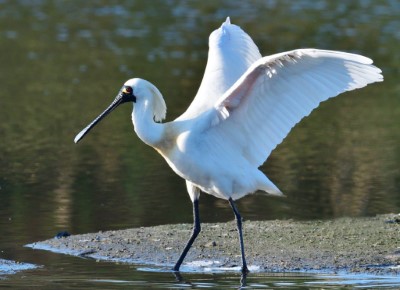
<box><xmin>131</xmin><ymin>100</ymin><xmax>164</xmax><ymax>147</ymax></box>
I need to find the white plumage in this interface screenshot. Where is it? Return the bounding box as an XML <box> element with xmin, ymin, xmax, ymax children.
<box><xmin>74</xmin><ymin>17</ymin><xmax>383</xmax><ymax>274</ymax></box>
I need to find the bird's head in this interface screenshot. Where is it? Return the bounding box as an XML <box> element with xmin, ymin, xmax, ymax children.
<box><xmin>124</xmin><ymin>78</ymin><xmax>166</xmax><ymax>122</ymax></box>
<box><xmin>74</xmin><ymin>78</ymin><xmax>166</xmax><ymax>144</ymax></box>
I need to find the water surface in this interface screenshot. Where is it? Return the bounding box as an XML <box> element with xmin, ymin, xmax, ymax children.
<box><xmin>1</xmin><ymin>0</ymin><xmax>399</xmax><ymax>288</ymax></box>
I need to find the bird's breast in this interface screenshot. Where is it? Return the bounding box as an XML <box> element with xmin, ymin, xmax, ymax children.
<box><xmin>154</xmin><ymin>130</ymin><xmax>207</xmax><ymax>181</ymax></box>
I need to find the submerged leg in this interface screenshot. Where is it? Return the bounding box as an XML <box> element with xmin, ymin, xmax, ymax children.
<box><xmin>173</xmin><ymin>199</ymin><xmax>201</xmax><ymax>272</ymax></box>
<box><xmin>228</xmin><ymin>197</ymin><xmax>249</xmax><ymax>274</ymax></box>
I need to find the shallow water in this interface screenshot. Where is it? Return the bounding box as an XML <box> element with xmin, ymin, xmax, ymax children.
<box><xmin>1</xmin><ymin>0</ymin><xmax>399</xmax><ymax>288</ymax></box>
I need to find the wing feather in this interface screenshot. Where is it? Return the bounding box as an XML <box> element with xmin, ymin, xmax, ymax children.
<box><xmin>206</xmin><ymin>49</ymin><xmax>383</xmax><ymax>167</ymax></box>
<box><xmin>176</xmin><ymin>17</ymin><xmax>261</xmax><ymax>121</ymax></box>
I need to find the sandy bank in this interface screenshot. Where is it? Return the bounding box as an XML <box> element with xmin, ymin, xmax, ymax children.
<box><xmin>27</xmin><ymin>214</ymin><xmax>400</xmax><ymax>275</ymax></box>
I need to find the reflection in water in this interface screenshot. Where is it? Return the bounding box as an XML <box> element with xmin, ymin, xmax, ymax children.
<box><xmin>0</xmin><ymin>0</ymin><xmax>399</xmax><ymax>288</ymax></box>
<box><xmin>174</xmin><ymin>270</ymin><xmax>247</xmax><ymax>289</ymax></box>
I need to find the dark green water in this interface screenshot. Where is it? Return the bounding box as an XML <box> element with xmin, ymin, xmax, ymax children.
<box><xmin>1</xmin><ymin>0</ymin><xmax>399</xmax><ymax>288</ymax></box>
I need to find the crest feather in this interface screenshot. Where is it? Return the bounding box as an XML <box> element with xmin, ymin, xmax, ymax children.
<box><xmin>125</xmin><ymin>78</ymin><xmax>167</xmax><ymax>122</ymax></box>
<box><xmin>149</xmin><ymin>84</ymin><xmax>166</xmax><ymax>122</ymax></box>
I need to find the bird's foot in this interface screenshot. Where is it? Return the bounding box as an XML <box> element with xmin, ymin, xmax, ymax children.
<box><xmin>241</xmin><ymin>265</ymin><xmax>249</xmax><ymax>275</ymax></box>
<box><xmin>240</xmin><ymin>267</ymin><xmax>249</xmax><ymax>288</ymax></box>
<box><xmin>172</xmin><ymin>270</ymin><xmax>183</xmax><ymax>282</ymax></box>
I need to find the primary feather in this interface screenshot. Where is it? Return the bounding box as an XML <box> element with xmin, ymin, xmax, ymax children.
<box><xmin>177</xmin><ymin>17</ymin><xmax>261</xmax><ymax>121</ymax></box>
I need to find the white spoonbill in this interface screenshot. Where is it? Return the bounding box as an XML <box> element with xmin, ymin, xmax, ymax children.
<box><xmin>74</xmin><ymin>17</ymin><xmax>383</xmax><ymax>274</ymax></box>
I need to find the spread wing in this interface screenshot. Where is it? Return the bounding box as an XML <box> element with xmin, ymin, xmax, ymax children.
<box><xmin>205</xmin><ymin>49</ymin><xmax>383</xmax><ymax>167</ymax></box>
<box><xmin>176</xmin><ymin>17</ymin><xmax>261</xmax><ymax>121</ymax></box>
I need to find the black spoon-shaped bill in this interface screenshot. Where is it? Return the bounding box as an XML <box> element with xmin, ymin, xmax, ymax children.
<box><xmin>74</xmin><ymin>86</ymin><xmax>136</xmax><ymax>143</ymax></box>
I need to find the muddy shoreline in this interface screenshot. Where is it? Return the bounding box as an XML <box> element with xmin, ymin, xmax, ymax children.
<box><xmin>0</xmin><ymin>259</ymin><xmax>37</xmax><ymax>275</ymax></box>
<box><xmin>26</xmin><ymin>214</ymin><xmax>400</xmax><ymax>275</ymax></box>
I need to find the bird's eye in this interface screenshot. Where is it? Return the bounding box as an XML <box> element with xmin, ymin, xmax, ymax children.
<box><xmin>123</xmin><ymin>86</ymin><xmax>133</xmax><ymax>94</ymax></box>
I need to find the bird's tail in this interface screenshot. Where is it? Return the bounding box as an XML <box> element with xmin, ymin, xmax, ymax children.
<box><xmin>258</xmin><ymin>173</ymin><xmax>285</xmax><ymax>197</ymax></box>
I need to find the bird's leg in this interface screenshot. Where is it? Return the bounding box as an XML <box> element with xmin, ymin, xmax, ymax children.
<box><xmin>228</xmin><ymin>197</ymin><xmax>249</xmax><ymax>275</ymax></box>
<box><xmin>173</xmin><ymin>199</ymin><xmax>201</xmax><ymax>272</ymax></box>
